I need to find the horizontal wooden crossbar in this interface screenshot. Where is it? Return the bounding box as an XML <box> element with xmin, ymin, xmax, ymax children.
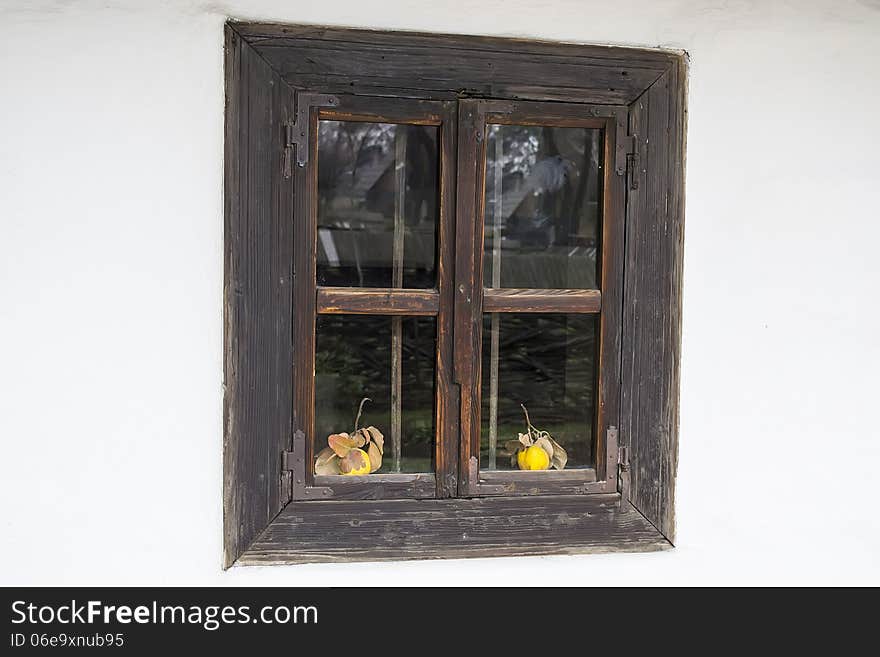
<box><xmin>316</xmin><ymin>287</ymin><xmax>440</xmax><ymax>315</ymax></box>
<box><xmin>482</xmin><ymin>288</ymin><xmax>601</xmax><ymax>313</ymax></box>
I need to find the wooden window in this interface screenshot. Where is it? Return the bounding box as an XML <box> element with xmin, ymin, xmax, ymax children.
<box><xmin>290</xmin><ymin>95</ymin><xmax>457</xmax><ymax>502</ymax></box>
<box><xmin>224</xmin><ymin>23</ymin><xmax>687</xmax><ymax>566</ymax></box>
<box><xmin>455</xmin><ymin>100</ymin><xmax>625</xmax><ymax>499</ymax></box>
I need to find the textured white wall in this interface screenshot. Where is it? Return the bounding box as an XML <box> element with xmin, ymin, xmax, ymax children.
<box><xmin>2</xmin><ymin>0</ymin><xmax>879</xmax><ymax>585</ymax></box>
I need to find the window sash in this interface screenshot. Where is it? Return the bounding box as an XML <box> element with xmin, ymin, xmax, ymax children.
<box><xmin>292</xmin><ymin>95</ymin><xmax>626</xmax><ymax>501</ymax></box>
<box><xmin>454</xmin><ymin>99</ymin><xmax>627</xmax><ymax>497</ymax></box>
<box><xmin>291</xmin><ymin>94</ymin><xmax>457</xmax><ymax>500</ymax></box>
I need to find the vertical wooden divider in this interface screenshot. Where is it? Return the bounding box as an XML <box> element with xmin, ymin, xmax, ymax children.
<box><xmin>435</xmin><ymin>100</ymin><xmax>459</xmax><ymax>498</ymax></box>
<box><xmin>487</xmin><ymin>128</ymin><xmax>503</xmax><ymax>471</ymax></box>
<box><xmin>391</xmin><ymin>129</ymin><xmax>407</xmax><ymax>473</ymax></box>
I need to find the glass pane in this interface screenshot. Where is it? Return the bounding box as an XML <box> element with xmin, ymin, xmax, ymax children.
<box><xmin>480</xmin><ymin>313</ymin><xmax>597</xmax><ymax>471</ymax></box>
<box><xmin>315</xmin><ymin>315</ymin><xmax>436</xmax><ymax>474</ymax></box>
<box><xmin>317</xmin><ymin>120</ymin><xmax>439</xmax><ymax>289</ymax></box>
<box><xmin>483</xmin><ymin>124</ymin><xmax>602</xmax><ymax>289</ymax></box>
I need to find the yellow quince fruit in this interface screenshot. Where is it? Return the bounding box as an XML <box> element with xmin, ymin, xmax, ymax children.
<box><xmin>517</xmin><ymin>444</ymin><xmax>550</xmax><ymax>470</ymax></box>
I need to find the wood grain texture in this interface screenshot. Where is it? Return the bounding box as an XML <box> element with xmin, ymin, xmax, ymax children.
<box><xmin>452</xmin><ymin>100</ymin><xmax>484</xmax><ymax>496</ymax></box>
<box><xmin>234</xmin><ymin>23</ymin><xmax>675</xmax><ymax>105</ymax></box>
<box><xmin>223</xmin><ymin>26</ymin><xmax>296</xmax><ymax>568</ymax></box>
<box><xmin>434</xmin><ymin>101</ymin><xmax>459</xmax><ymax>498</ymax></box>
<box><xmin>482</xmin><ymin>288</ymin><xmax>601</xmax><ymax>313</ymax></box>
<box><xmin>238</xmin><ymin>494</ymin><xmax>670</xmax><ymax>565</ymax></box>
<box><xmin>661</xmin><ymin>58</ymin><xmax>686</xmax><ymax>542</ymax></box>
<box><xmin>316</xmin><ymin>287</ymin><xmax>439</xmax><ymax>315</ymax></box>
<box><xmin>595</xmin><ymin>112</ymin><xmax>627</xmax><ymax>483</ymax></box>
<box><xmin>319</xmin><ymin>95</ymin><xmax>444</xmax><ymax>124</ymax></box>
<box><xmin>313</xmin><ymin>473</ymin><xmax>436</xmax><ymax>500</ymax></box>
<box><xmin>486</xmin><ymin>100</ymin><xmax>621</xmax><ymax>127</ymax></box>
<box><xmin>619</xmin><ymin>60</ymin><xmax>686</xmax><ymax>543</ymax></box>
<box><xmin>291</xmin><ymin>96</ymin><xmax>318</xmax><ymax>499</ymax></box>
<box><xmin>477</xmin><ymin>469</ymin><xmax>602</xmax><ymax>496</ymax></box>
<box><xmin>481</xmin><ymin>469</ymin><xmax>598</xmax><ymax>483</ymax></box>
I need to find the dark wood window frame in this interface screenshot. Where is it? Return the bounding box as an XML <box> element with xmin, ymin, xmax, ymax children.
<box><xmin>291</xmin><ymin>94</ymin><xmax>457</xmax><ymax>503</ymax></box>
<box><xmin>223</xmin><ymin>22</ymin><xmax>687</xmax><ymax>567</ymax></box>
<box><xmin>455</xmin><ymin>99</ymin><xmax>625</xmax><ymax>499</ymax></box>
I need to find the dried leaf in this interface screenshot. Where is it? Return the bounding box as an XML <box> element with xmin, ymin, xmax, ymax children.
<box><xmin>314</xmin><ymin>448</ymin><xmax>341</xmax><ymax>475</ymax></box>
<box><xmin>518</xmin><ymin>432</ymin><xmax>532</xmax><ymax>447</ymax></box>
<box><xmin>350</xmin><ymin>429</ymin><xmax>367</xmax><ymax>448</ymax></box>
<box><xmin>328</xmin><ymin>432</ymin><xmax>357</xmax><ymax>457</ymax></box>
<box><xmin>547</xmin><ymin>437</ymin><xmax>568</xmax><ymax>470</ymax></box>
<box><xmin>535</xmin><ymin>436</ymin><xmax>554</xmax><ymax>459</ymax></box>
<box><xmin>504</xmin><ymin>440</ymin><xmax>523</xmax><ymax>456</ymax></box>
<box><xmin>339</xmin><ymin>448</ymin><xmax>369</xmax><ymax>475</ymax></box>
<box><xmin>365</xmin><ymin>426</ymin><xmax>384</xmax><ymax>454</ymax></box>
<box><xmin>316</xmin><ymin>446</ymin><xmax>336</xmax><ymax>466</ymax></box>
<box><xmin>367</xmin><ymin>440</ymin><xmax>382</xmax><ymax>473</ymax></box>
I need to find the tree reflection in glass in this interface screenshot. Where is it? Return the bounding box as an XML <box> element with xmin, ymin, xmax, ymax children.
<box><xmin>317</xmin><ymin>121</ymin><xmax>439</xmax><ymax>289</ymax></box>
<box><xmin>480</xmin><ymin>313</ymin><xmax>597</xmax><ymax>471</ymax></box>
<box><xmin>483</xmin><ymin>124</ymin><xmax>602</xmax><ymax>290</ymax></box>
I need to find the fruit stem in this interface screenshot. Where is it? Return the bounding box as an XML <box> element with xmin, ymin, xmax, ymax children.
<box><xmin>354</xmin><ymin>397</ymin><xmax>371</xmax><ymax>433</ymax></box>
<box><xmin>521</xmin><ymin>403</ymin><xmax>536</xmax><ymax>439</ymax></box>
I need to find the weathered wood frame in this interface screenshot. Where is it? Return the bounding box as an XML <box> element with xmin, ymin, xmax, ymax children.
<box><xmin>224</xmin><ymin>22</ymin><xmax>687</xmax><ymax>567</ymax></box>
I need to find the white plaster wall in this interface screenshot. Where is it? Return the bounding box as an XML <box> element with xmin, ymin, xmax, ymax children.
<box><xmin>2</xmin><ymin>0</ymin><xmax>878</xmax><ymax>586</ymax></box>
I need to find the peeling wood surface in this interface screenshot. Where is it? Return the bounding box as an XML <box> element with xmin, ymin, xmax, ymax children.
<box><xmin>619</xmin><ymin>60</ymin><xmax>686</xmax><ymax>543</ymax></box>
<box><xmin>313</xmin><ymin>473</ymin><xmax>436</xmax><ymax>500</ymax></box>
<box><xmin>239</xmin><ymin>494</ymin><xmax>670</xmax><ymax>565</ymax></box>
<box><xmin>477</xmin><ymin>469</ymin><xmax>603</xmax><ymax>497</ymax></box>
<box><xmin>434</xmin><ymin>101</ymin><xmax>459</xmax><ymax>499</ymax></box>
<box><xmin>452</xmin><ymin>100</ymin><xmax>483</xmax><ymax>497</ymax></box>
<box><xmin>223</xmin><ymin>26</ymin><xmax>296</xmax><ymax>568</ymax></box>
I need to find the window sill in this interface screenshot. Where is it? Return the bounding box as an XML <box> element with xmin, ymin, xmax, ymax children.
<box><xmin>235</xmin><ymin>494</ymin><xmax>670</xmax><ymax>566</ymax></box>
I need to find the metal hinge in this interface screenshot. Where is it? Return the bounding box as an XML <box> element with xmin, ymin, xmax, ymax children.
<box><xmin>616</xmin><ymin>433</ymin><xmax>631</xmax><ymax>507</ymax></box>
<box><xmin>625</xmin><ymin>134</ymin><xmax>640</xmax><ymax>191</ymax></box>
<box><xmin>614</xmin><ymin>129</ymin><xmax>641</xmax><ymax>191</ymax></box>
<box><xmin>281</xmin><ymin>430</ymin><xmax>334</xmax><ymax>500</ymax></box>
<box><xmin>283</xmin><ymin>93</ymin><xmax>339</xmax><ymax>178</ymax></box>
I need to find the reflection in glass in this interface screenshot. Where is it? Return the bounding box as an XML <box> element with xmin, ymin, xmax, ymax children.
<box><xmin>315</xmin><ymin>315</ymin><xmax>436</xmax><ymax>474</ymax></box>
<box><xmin>483</xmin><ymin>124</ymin><xmax>602</xmax><ymax>289</ymax></box>
<box><xmin>317</xmin><ymin>121</ymin><xmax>439</xmax><ymax>289</ymax></box>
<box><xmin>480</xmin><ymin>313</ymin><xmax>597</xmax><ymax>470</ymax></box>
